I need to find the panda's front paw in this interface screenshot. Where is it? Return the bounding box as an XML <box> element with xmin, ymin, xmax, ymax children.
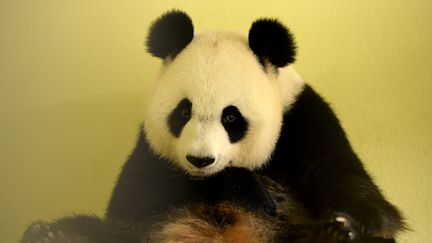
<box><xmin>313</xmin><ymin>212</ymin><xmax>358</xmax><ymax>243</ymax></box>
<box><xmin>21</xmin><ymin>221</ymin><xmax>72</xmax><ymax>243</ymax></box>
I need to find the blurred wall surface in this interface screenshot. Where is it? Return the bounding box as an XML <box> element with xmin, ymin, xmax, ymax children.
<box><xmin>1</xmin><ymin>1</ymin><xmax>431</xmax><ymax>242</ymax></box>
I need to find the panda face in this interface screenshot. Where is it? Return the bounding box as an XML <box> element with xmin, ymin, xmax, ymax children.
<box><xmin>143</xmin><ymin>11</ymin><xmax>303</xmax><ymax>176</ymax></box>
<box><xmin>144</xmin><ymin>31</ymin><xmax>288</xmax><ymax>176</ymax></box>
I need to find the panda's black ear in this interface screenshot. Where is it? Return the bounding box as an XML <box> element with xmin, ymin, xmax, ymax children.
<box><xmin>248</xmin><ymin>19</ymin><xmax>296</xmax><ymax>67</ymax></box>
<box><xmin>146</xmin><ymin>10</ymin><xmax>194</xmax><ymax>59</ymax></box>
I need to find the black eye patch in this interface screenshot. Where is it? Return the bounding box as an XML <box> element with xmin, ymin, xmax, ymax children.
<box><xmin>168</xmin><ymin>98</ymin><xmax>192</xmax><ymax>137</ymax></box>
<box><xmin>221</xmin><ymin>106</ymin><xmax>248</xmax><ymax>143</ymax></box>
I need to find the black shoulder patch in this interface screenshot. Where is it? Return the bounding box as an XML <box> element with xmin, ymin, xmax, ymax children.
<box><xmin>248</xmin><ymin>19</ymin><xmax>296</xmax><ymax>67</ymax></box>
<box><xmin>146</xmin><ymin>10</ymin><xmax>194</xmax><ymax>59</ymax></box>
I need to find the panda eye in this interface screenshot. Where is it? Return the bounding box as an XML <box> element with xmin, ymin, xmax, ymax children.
<box><xmin>221</xmin><ymin>105</ymin><xmax>248</xmax><ymax>143</ymax></box>
<box><xmin>223</xmin><ymin>113</ymin><xmax>236</xmax><ymax>123</ymax></box>
<box><xmin>168</xmin><ymin>98</ymin><xmax>192</xmax><ymax>137</ymax></box>
<box><xmin>181</xmin><ymin>108</ymin><xmax>191</xmax><ymax>119</ymax></box>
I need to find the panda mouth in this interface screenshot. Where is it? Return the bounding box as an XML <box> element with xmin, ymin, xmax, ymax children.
<box><xmin>185</xmin><ymin>160</ymin><xmax>224</xmax><ymax>177</ymax></box>
<box><xmin>181</xmin><ymin>154</ymin><xmax>232</xmax><ymax>177</ymax></box>
<box><xmin>181</xmin><ymin>161</ymin><xmax>213</xmax><ymax>176</ymax></box>
<box><xmin>188</xmin><ymin>169</ymin><xmax>214</xmax><ymax>178</ymax></box>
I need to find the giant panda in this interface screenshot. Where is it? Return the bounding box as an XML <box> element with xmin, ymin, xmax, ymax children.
<box><xmin>21</xmin><ymin>10</ymin><xmax>405</xmax><ymax>243</ymax></box>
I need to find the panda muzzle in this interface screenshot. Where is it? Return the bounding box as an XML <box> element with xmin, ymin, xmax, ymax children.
<box><xmin>186</xmin><ymin>155</ymin><xmax>215</xmax><ymax>168</ymax></box>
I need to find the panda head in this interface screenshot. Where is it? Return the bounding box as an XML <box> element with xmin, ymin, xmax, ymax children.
<box><xmin>144</xmin><ymin>10</ymin><xmax>303</xmax><ymax>176</ymax></box>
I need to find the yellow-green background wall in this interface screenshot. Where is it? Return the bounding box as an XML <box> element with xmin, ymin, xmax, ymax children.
<box><xmin>1</xmin><ymin>1</ymin><xmax>431</xmax><ymax>242</ymax></box>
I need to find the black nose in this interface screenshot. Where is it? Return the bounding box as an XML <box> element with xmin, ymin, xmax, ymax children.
<box><xmin>186</xmin><ymin>155</ymin><xmax>215</xmax><ymax>168</ymax></box>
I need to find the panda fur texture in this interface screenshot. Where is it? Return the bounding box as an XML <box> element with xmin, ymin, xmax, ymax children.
<box><xmin>21</xmin><ymin>10</ymin><xmax>405</xmax><ymax>243</ymax></box>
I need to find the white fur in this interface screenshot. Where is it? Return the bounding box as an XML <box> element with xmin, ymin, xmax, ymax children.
<box><xmin>144</xmin><ymin>30</ymin><xmax>305</xmax><ymax>176</ymax></box>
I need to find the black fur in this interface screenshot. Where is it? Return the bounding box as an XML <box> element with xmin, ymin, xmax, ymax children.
<box><xmin>167</xmin><ymin>98</ymin><xmax>192</xmax><ymax>137</ymax></box>
<box><xmin>259</xmin><ymin>85</ymin><xmax>405</xmax><ymax>237</ymax></box>
<box><xmin>146</xmin><ymin>10</ymin><xmax>194</xmax><ymax>59</ymax></box>
<box><xmin>221</xmin><ymin>105</ymin><xmax>249</xmax><ymax>143</ymax></box>
<box><xmin>249</xmin><ymin>18</ymin><xmax>296</xmax><ymax>67</ymax></box>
